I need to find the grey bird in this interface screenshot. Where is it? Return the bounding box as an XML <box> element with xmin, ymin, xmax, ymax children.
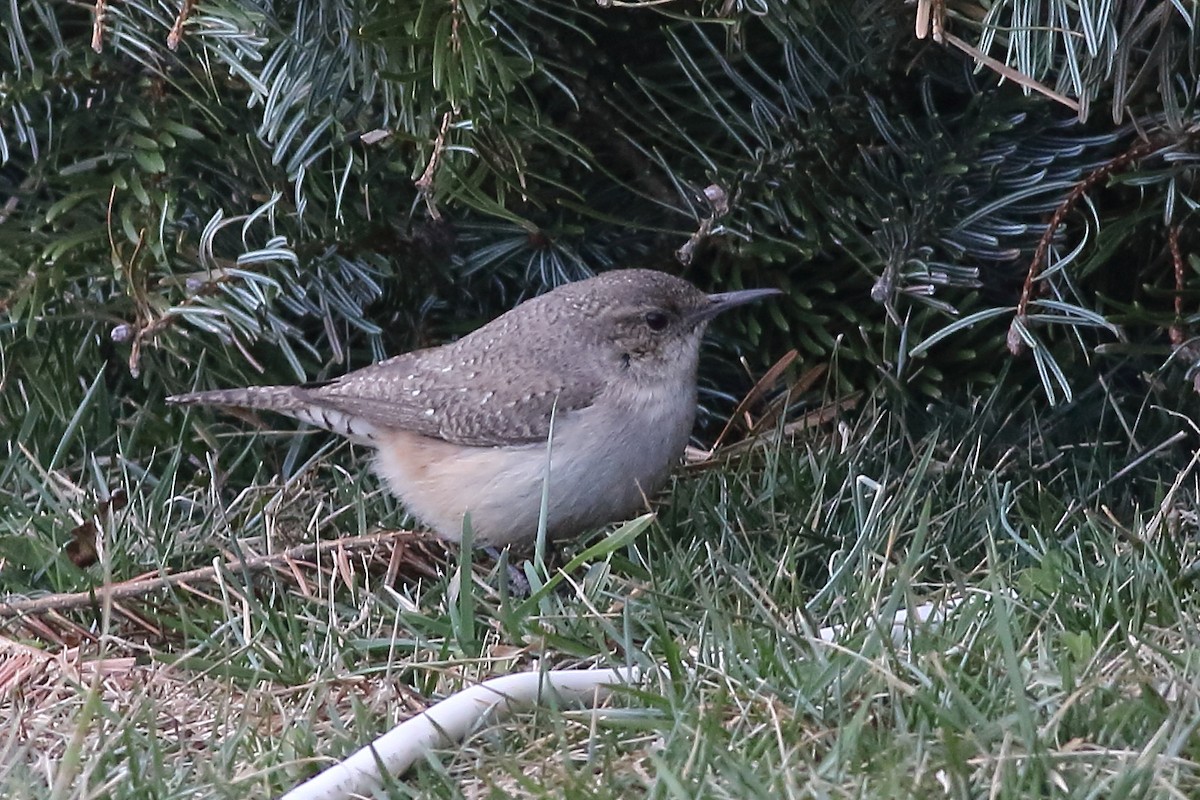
<box><xmin>168</xmin><ymin>269</ymin><xmax>780</xmax><ymax>548</ymax></box>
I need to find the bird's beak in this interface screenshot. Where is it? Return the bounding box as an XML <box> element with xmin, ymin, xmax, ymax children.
<box><xmin>691</xmin><ymin>287</ymin><xmax>783</xmax><ymax>325</ymax></box>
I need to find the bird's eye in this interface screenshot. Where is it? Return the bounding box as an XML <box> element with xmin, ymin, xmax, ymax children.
<box><xmin>644</xmin><ymin>310</ymin><xmax>670</xmax><ymax>331</ymax></box>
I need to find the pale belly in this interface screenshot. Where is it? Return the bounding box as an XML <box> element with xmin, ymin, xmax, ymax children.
<box><xmin>372</xmin><ymin>387</ymin><xmax>695</xmax><ymax>547</ymax></box>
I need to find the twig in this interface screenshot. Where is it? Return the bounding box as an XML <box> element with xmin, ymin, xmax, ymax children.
<box><xmin>415</xmin><ymin>111</ymin><xmax>455</xmax><ymax>221</ymax></box>
<box><xmin>167</xmin><ymin>0</ymin><xmax>197</xmax><ymax>51</ymax></box>
<box><xmin>914</xmin><ymin>0</ymin><xmax>945</xmax><ymax>43</ymax></box>
<box><xmin>676</xmin><ymin>184</ymin><xmax>730</xmax><ymax>266</ymax></box>
<box><xmin>0</xmin><ymin>529</ymin><xmax>423</xmax><ymax>618</ymax></box>
<box><xmin>1169</xmin><ymin>224</ymin><xmax>1185</xmax><ymax>346</ymax></box>
<box><xmin>1007</xmin><ymin>135</ymin><xmax>1166</xmax><ymax>355</ymax></box>
<box><xmin>92</xmin><ymin>0</ymin><xmax>107</xmax><ymax>53</ymax></box>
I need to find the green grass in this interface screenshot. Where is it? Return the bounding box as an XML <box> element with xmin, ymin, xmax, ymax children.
<box><xmin>1</xmin><ymin>377</ymin><xmax>1199</xmax><ymax>799</ymax></box>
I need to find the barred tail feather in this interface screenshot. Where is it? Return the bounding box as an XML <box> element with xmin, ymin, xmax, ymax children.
<box><xmin>167</xmin><ymin>387</ymin><xmax>381</xmax><ymax>444</ymax></box>
<box><xmin>166</xmin><ymin>386</ymin><xmax>305</xmax><ymax>411</ymax></box>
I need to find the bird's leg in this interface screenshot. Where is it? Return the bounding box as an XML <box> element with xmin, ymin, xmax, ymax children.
<box><xmin>484</xmin><ymin>546</ymin><xmax>532</xmax><ymax>598</ymax></box>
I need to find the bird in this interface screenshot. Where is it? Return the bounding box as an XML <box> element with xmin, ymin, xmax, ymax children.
<box><xmin>168</xmin><ymin>269</ymin><xmax>780</xmax><ymax>548</ymax></box>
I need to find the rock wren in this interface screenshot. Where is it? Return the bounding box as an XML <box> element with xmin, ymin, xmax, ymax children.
<box><xmin>168</xmin><ymin>269</ymin><xmax>780</xmax><ymax>548</ymax></box>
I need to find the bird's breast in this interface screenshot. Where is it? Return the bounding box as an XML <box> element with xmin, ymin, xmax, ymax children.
<box><xmin>550</xmin><ymin>377</ymin><xmax>696</xmax><ymax>499</ymax></box>
<box><xmin>371</xmin><ymin>376</ymin><xmax>697</xmax><ymax>547</ymax></box>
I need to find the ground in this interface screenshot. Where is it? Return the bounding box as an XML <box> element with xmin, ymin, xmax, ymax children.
<box><xmin>1</xmin><ymin>382</ymin><xmax>1198</xmax><ymax>798</ymax></box>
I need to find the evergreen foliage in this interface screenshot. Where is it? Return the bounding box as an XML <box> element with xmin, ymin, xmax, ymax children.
<box><xmin>3</xmin><ymin>2</ymin><xmax>1198</xmax><ymax>403</ymax></box>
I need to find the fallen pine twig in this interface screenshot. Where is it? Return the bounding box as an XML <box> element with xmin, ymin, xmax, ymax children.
<box><xmin>0</xmin><ymin>529</ymin><xmax>424</xmax><ymax>618</ymax></box>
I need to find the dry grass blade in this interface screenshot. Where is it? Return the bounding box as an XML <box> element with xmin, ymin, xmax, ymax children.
<box><xmin>687</xmin><ymin>393</ymin><xmax>860</xmax><ymax>470</ymax></box>
<box><xmin>0</xmin><ymin>638</ymin><xmax>137</xmax><ymax>701</ymax></box>
<box><xmin>688</xmin><ymin>353</ymin><xmax>848</xmax><ymax>470</ymax></box>
<box><xmin>942</xmin><ymin>32</ymin><xmax>1081</xmax><ymax>112</ymax></box>
<box><xmin>747</xmin><ymin>363</ymin><xmax>829</xmax><ymax>437</ymax></box>
<box><xmin>708</xmin><ymin>349</ymin><xmax>801</xmax><ymax>454</ymax></box>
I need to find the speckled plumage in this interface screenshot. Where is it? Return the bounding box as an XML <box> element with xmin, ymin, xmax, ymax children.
<box><xmin>169</xmin><ymin>269</ymin><xmax>779</xmax><ymax>547</ymax></box>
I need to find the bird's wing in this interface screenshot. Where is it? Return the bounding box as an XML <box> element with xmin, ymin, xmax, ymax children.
<box><xmin>304</xmin><ymin>348</ymin><xmax>605</xmax><ymax>447</ymax></box>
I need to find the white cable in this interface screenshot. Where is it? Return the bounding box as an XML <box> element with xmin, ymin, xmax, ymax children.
<box><xmin>280</xmin><ymin>666</ymin><xmax>647</xmax><ymax>800</ymax></box>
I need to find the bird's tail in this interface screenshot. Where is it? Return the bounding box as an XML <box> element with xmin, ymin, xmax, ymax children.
<box><xmin>166</xmin><ymin>386</ymin><xmax>306</xmax><ymax>412</ymax></box>
<box><xmin>167</xmin><ymin>386</ymin><xmax>381</xmax><ymax>444</ymax></box>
